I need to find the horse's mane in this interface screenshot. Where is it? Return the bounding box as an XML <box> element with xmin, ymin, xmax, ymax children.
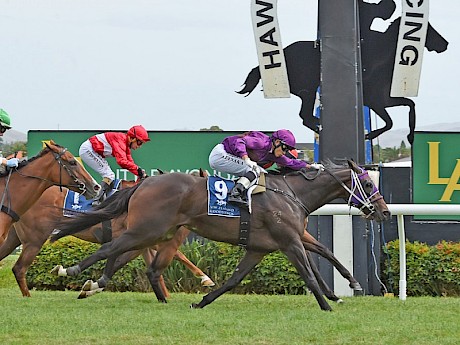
<box><xmin>0</xmin><ymin>144</ymin><xmax>62</xmax><ymax>178</ymax></box>
<box><xmin>267</xmin><ymin>159</ymin><xmax>348</xmax><ymax>177</ymax></box>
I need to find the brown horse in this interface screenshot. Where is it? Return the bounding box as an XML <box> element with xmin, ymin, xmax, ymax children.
<box><xmin>51</xmin><ymin>159</ymin><xmax>390</xmax><ymax>311</ymax></box>
<box><xmin>0</xmin><ymin>140</ymin><xmax>99</xmax><ymax>245</ymax></box>
<box><xmin>0</xmin><ymin>181</ymin><xmax>214</xmax><ymax>297</ymax></box>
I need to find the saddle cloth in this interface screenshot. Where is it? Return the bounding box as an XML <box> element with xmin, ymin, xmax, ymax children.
<box><xmin>63</xmin><ymin>179</ymin><xmax>122</xmax><ymax>217</ymax></box>
<box><xmin>207</xmin><ymin>174</ymin><xmax>266</xmax><ymax>216</ymax></box>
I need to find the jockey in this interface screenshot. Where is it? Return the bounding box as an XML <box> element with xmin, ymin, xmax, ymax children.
<box><xmin>79</xmin><ymin>125</ymin><xmax>150</xmax><ymax>203</ymax></box>
<box><xmin>0</xmin><ymin>109</ymin><xmax>19</xmax><ymax>169</ymax></box>
<box><xmin>209</xmin><ymin>129</ymin><xmax>310</xmax><ymax>208</ymax></box>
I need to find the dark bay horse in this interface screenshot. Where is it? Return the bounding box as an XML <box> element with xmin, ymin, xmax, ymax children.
<box><xmin>0</xmin><ymin>140</ymin><xmax>99</xmax><ymax>245</ymax></box>
<box><xmin>238</xmin><ymin>17</ymin><xmax>448</xmax><ymax>144</ymax></box>
<box><xmin>50</xmin><ymin>160</ymin><xmax>390</xmax><ymax>311</ymax></box>
<box><xmin>0</xmin><ymin>181</ymin><xmax>214</xmax><ymax>297</ymax></box>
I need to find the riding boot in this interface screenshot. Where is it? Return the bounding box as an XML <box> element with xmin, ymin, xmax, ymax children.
<box><xmin>92</xmin><ymin>180</ymin><xmax>112</xmax><ymax>206</ymax></box>
<box><xmin>228</xmin><ymin>182</ymin><xmax>248</xmax><ymax>208</ymax></box>
<box><xmin>228</xmin><ymin>171</ymin><xmax>257</xmax><ymax>209</ymax></box>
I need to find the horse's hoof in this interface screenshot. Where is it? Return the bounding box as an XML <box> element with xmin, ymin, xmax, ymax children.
<box><xmin>81</xmin><ymin>280</ymin><xmax>98</xmax><ymax>291</ymax></box>
<box><xmin>336</xmin><ymin>299</ymin><xmax>344</xmax><ymax>304</ymax></box>
<box><xmin>350</xmin><ymin>282</ymin><xmax>363</xmax><ymax>291</ymax></box>
<box><xmin>50</xmin><ymin>265</ymin><xmax>67</xmax><ymax>277</ymax></box>
<box><xmin>77</xmin><ymin>291</ymin><xmax>89</xmax><ymax>299</ymax></box>
<box><xmin>190</xmin><ymin>303</ymin><xmax>199</xmax><ymax>309</ymax></box>
<box><xmin>201</xmin><ymin>278</ymin><xmax>215</xmax><ymax>287</ymax></box>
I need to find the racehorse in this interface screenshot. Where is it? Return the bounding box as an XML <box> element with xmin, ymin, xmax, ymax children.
<box><xmin>50</xmin><ymin>159</ymin><xmax>390</xmax><ymax>311</ymax></box>
<box><xmin>237</xmin><ymin>17</ymin><xmax>448</xmax><ymax>144</ymax></box>
<box><xmin>0</xmin><ymin>140</ymin><xmax>99</xmax><ymax>245</ymax></box>
<box><xmin>0</xmin><ymin>182</ymin><xmax>214</xmax><ymax>297</ymax></box>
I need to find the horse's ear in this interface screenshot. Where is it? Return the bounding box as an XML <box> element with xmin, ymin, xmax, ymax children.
<box><xmin>199</xmin><ymin>168</ymin><xmax>208</xmax><ymax>178</ymax></box>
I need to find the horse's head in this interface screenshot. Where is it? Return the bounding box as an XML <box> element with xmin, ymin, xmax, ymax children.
<box><xmin>346</xmin><ymin>159</ymin><xmax>391</xmax><ymax>222</ymax></box>
<box><xmin>43</xmin><ymin>140</ymin><xmax>100</xmax><ymax>199</ymax></box>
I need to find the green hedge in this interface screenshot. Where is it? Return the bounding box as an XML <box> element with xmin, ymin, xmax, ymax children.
<box><xmin>27</xmin><ymin>238</ymin><xmax>460</xmax><ymax>296</ymax></box>
<box><xmin>382</xmin><ymin>240</ymin><xmax>460</xmax><ymax>297</ymax></box>
<box><xmin>26</xmin><ymin>237</ymin><xmax>307</xmax><ymax>295</ymax></box>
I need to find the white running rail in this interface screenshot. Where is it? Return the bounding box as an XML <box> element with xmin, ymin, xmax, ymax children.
<box><xmin>311</xmin><ymin>204</ymin><xmax>460</xmax><ymax>301</ymax></box>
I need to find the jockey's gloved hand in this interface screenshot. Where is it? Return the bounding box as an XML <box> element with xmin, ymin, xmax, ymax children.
<box><xmin>6</xmin><ymin>158</ymin><xmax>19</xmax><ymax>168</ymax></box>
<box><xmin>309</xmin><ymin>163</ymin><xmax>323</xmax><ymax>170</ymax></box>
<box><xmin>244</xmin><ymin>158</ymin><xmax>259</xmax><ymax>171</ymax></box>
<box><xmin>137</xmin><ymin>167</ymin><xmax>147</xmax><ymax>178</ymax></box>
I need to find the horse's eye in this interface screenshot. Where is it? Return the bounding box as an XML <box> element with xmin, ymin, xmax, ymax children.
<box><xmin>69</xmin><ymin>160</ymin><xmax>77</xmax><ymax>166</ymax></box>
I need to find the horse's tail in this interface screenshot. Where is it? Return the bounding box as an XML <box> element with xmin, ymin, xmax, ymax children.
<box><xmin>50</xmin><ymin>183</ymin><xmax>142</xmax><ymax>243</ymax></box>
<box><xmin>236</xmin><ymin>67</ymin><xmax>261</xmax><ymax>96</ymax></box>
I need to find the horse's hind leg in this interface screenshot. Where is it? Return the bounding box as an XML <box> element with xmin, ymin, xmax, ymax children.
<box><xmin>191</xmin><ymin>250</ymin><xmax>266</xmax><ymax>309</ymax></box>
<box><xmin>77</xmin><ymin>249</ymin><xmax>144</xmax><ymax>299</ymax></box>
<box><xmin>142</xmin><ymin>248</ymin><xmax>170</xmax><ymax>299</ymax></box>
<box><xmin>51</xmin><ymin>241</ymin><xmax>115</xmax><ymax>277</ymax></box>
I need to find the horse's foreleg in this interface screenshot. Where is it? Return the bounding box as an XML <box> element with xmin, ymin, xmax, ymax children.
<box><xmin>174</xmin><ymin>250</ymin><xmax>215</xmax><ymax>287</ymax></box>
<box><xmin>0</xmin><ymin>227</ymin><xmax>21</xmax><ymax>261</ymax></box>
<box><xmin>191</xmin><ymin>250</ymin><xmax>265</xmax><ymax>309</ymax></box>
<box><xmin>283</xmin><ymin>241</ymin><xmax>332</xmax><ymax>311</ymax></box>
<box><xmin>306</xmin><ymin>251</ymin><xmax>342</xmax><ymax>303</ymax></box>
<box><xmin>13</xmin><ymin>243</ymin><xmax>45</xmax><ymax>297</ymax></box>
<box><xmin>302</xmin><ymin>230</ymin><xmax>361</xmax><ymax>291</ymax></box>
<box><xmin>298</xmin><ymin>92</ymin><xmax>320</xmax><ymax>133</ymax></box>
<box><xmin>0</xmin><ymin>227</ymin><xmax>36</xmax><ymax>297</ymax></box>
<box><xmin>366</xmin><ymin>105</ymin><xmax>393</xmax><ymax>141</ymax></box>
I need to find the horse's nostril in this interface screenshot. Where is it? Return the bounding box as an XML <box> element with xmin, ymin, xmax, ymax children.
<box><xmin>384</xmin><ymin>211</ymin><xmax>391</xmax><ymax>219</ymax></box>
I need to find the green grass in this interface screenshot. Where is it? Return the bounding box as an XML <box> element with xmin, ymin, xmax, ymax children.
<box><xmin>1</xmin><ymin>256</ymin><xmax>459</xmax><ymax>345</ymax></box>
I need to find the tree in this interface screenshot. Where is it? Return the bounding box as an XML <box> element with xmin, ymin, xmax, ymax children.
<box><xmin>200</xmin><ymin>126</ymin><xmax>223</xmax><ymax>131</ymax></box>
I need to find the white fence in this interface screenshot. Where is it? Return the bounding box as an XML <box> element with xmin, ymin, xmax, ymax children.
<box><xmin>311</xmin><ymin>204</ymin><xmax>460</xmax><ymax>300</ymax></box>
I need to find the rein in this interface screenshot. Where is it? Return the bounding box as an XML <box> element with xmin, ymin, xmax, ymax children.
<box><xmin>324</xmin><ymin>167</ymin><xmax>378</xmax><ymax>216</ymax></box>
<box><xmin>12</xmin><ymin>148</ymin><xmax>88</xmax><ymax>194</ymax></box>
<box><xmin>258</xmin><ymin>166</ymin><xmax>379</xmax><ymax>217</ymax></box>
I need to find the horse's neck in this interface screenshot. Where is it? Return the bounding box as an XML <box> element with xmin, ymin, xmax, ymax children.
<box><xmin>292</xmin><ymin>170</ymin><xmax>351</xmax><ymax>213</ymax></box>
<box><xmin>2</xmin><ymin>153</ymin><xmax>57</xmax><ymax>216</ymax></box>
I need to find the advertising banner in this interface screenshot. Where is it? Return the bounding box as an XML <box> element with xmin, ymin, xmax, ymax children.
<box><xmin>27</xmin><ymin>130</ymin><xmax>249</xmax><ymax>182</ymax></box>
<box><xmin>412</xmin><ymin>131</ymin><xmax>460</xmax><ymax>220</ymax></box>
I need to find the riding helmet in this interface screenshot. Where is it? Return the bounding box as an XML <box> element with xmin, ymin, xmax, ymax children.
<box><xmin>128</xmin><ymin>125</ymin><xmax>150</xmax><ymax>142</ymax></box>
<box><xmin>0</xmin><ymin>109</ymin><xmax>12</xmax><ymax>129</ymax></box>
<box><xmin>271</xmin><ymin>129</ymin><xmax>296</xmax><ymax>149</ymax></box>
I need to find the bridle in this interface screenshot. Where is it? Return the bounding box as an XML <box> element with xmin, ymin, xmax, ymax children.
<box><xmin>14</xmin><ymin>146</ymin><xmax>89</xmax><ymax>195</ymax></box>
<box><xmin>325</xmin><ymin>167</ymin><xmax>383</xmax><ymax>217</ymax></box>
<box><xmin>262</xmin><ymin>166</ymin><xmax>382</xmax><ymax>217</ymax></box>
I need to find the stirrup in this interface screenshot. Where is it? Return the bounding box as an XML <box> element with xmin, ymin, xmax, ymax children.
<box><xmin>228</xmin><ymin>195</ymin><xmax>249</xmax><ymax>208</ymax></box>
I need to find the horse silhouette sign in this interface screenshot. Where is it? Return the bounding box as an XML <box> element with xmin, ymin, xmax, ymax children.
<box><xmin>238</xmin><ymin>0</ymin><xmax>448</xmax><ymax>145</ymax></box>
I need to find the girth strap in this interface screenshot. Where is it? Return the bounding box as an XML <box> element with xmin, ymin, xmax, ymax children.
<box><xmin>94</xmin><ymin>221</ymin><xmax>113</xmax><ymax>244</ymax></box>
<box><xmin>1</xmin><ymin>205</ymin><xmax>20</xmax><ymax>222</ymax></box>
<box><xmin>238</xmin><ymin>208</ymin><xmax>251</xmax><ymax>248</ymax></box>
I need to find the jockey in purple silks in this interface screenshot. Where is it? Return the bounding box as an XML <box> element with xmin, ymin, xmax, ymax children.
<box><xmin>209</xmin><ymin>129</ymin><xmax>311</xmax><ymax>208</ymax></box>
